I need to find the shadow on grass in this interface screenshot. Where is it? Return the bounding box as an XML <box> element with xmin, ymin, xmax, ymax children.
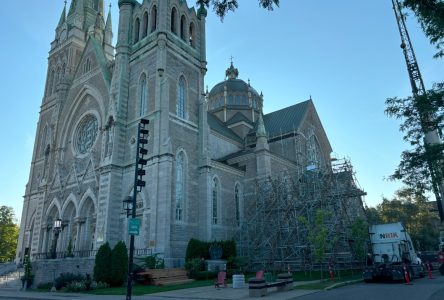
<box><xmin>86</xmin><ymin>279</ymin><xmax>215</xmax><ymax>295</ymax></box>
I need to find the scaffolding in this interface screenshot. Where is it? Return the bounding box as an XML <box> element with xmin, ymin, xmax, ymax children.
<box><xmin>235</xmin><ymin>158</ymin><xmax>367</xmax><ymax>272</ymax></box>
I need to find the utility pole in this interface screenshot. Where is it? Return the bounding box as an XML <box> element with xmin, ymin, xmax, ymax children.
<box><xmin>124</xmin><ymin>118</ymin><xmax>149</xmax><ymax>300</ymax></box>
<box><xmin>391</xmin><ymin>0</ymin><xmax>444</xmax><ymax>221</ymax></box>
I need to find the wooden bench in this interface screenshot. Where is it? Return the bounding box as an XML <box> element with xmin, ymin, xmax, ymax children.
<box><xmin>249</xmin><ymin>273</ymin><xmax>293</xmax><ymax>297</ymax></box>
<box><xmin>135</xmin><ymin>268</ymin><xmax>193</xmax><ymax>286</ymax></box>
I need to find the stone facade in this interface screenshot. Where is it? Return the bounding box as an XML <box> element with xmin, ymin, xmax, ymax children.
<box><xmin>17</xmin><ymin>0</ymin><xmax>365</xmax><ymax>276</ymax></box>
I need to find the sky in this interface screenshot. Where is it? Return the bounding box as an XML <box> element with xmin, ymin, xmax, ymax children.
<box><xmin>0</xmin><ymin>0</ymin><xmax>442</xmax><ymax>223</ymax></box>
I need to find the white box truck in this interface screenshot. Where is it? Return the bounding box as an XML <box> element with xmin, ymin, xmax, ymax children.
<box><xmin>363</xmin><ymin>222</ymin><xmax>424</xmax><ymax>282</ymax></box>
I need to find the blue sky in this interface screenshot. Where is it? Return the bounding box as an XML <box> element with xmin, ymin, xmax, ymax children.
<box><xmin>0</xmin><ymin>0</ymin><xmax>442</xmax><ymax>223</ymax></box>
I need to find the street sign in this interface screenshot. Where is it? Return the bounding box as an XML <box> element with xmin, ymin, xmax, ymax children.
<box><xmin>128</xmin><ymin>219</ymin><xmax>140</xmax><ymax>236</ymax></box>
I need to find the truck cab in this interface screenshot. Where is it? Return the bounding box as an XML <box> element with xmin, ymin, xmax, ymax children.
<box><xmin>364</xmin><ymin>222</ymin><xmax>424</xmax><ymax>282</ymax></box>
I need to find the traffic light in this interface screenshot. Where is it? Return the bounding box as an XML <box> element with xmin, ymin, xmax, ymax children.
<box><xmin>136</xmin><ymin>119</ymin><xmax>149</xmax><ymax>192</ymax></box>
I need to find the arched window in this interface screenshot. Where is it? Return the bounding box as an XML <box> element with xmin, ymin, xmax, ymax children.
<box><xmin>139</xmin><ymin>74</ymin><xmax>147</xmax><ymax>116</ymax></box>
<box><xmin>171</xmin><ymin>8</ymin><xmax>177</xmax><ymax>34</ymax></box>
<box><xmin>212</xmin><ymin>178</ymin><xmax>219</xmax><ymax>225</ymax></box>
<box><xmin>134</xmin><ymin>18</ymin><xmax>140</xmax><ymax>43</ymax></box>
<box><xmin>307</xmin><ymin>134</ymin><xmax>322</xmax><ymax>170</ymax></box>
<box><xmin>189</xmin><ymin>22</ymin><xmax>195</xmax><ymax>47</ymax></box>
<box><xmin>180</xmin><ymin>15</ymin><xmax>186</xmax><ymax>41</ymax></box>
<box><xmin>175</xmin><ymin>151</ymin><xmax>185</xmax><ymax>221</ymax></box>
<box><xmin>83</xmin><ymin>58</ymin><xmax>91</xmax><ymax>74</ymax></box>
<box><xmin>48</xmin><ymin>70</ymin><xmax>55</xmax><ymax>95</ymax></box>
<box><xmin>151</xmin><ymin>6</ymin><xmax>157</xmax><ymax>32</ymax></box>
<box><xmin>142</xmin><ymin>12</ymin><xmax>148</xmax><ymax>38</ymax></box>
<box><xmin>41</xmin><ymin>125</ymin><xmax>48</xmax><ymax>157</ymax></box>
<box><xmin>235</xmin><ymin>184</ymin><xmax>241</xmax><ymax>226</ymax></box>
<box><xmin>176</xmin><ymin>76</ymin><xmax>186</xmax><ymax>118</ymax></box>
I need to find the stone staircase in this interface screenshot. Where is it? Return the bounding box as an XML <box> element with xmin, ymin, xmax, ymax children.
<box><xmin>136</xmin><ymin>268</ymin><xmax>193</xmax><ymax>286</ymax></box>
<box><xmin>0</xmin><ymin>268</ymin><xmax>22</xmax><ymax>289</ymax></box>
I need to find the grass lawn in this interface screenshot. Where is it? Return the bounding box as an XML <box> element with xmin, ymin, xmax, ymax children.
<box><xmin>86</xmin><ymin>279</ymin><xmax>215</xmax><ymax>295</ymax></box>
<box><xmin>75</xmin><ymin>269</ymin><xmax>364</xmax><ymax>295</ymax></box>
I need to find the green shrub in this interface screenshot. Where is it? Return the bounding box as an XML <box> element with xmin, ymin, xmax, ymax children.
<box><xmin>36</xmin><ymin>282</ymin><xmax>53</xmax><ymax>290</ymax></box>
<box><xmin>144</xmin><ymin>253</ymin><xmax>165</xmax><ymax>269</ymax></box>
<box><xmin>185</xmin><ymin>238</ymin><xmax>237</xmax><ymax>261</ymax></box>
<box><xmin>65</xmin><ymin>280</ymin><xmax>86</xmax><ymax>292</ymax></box>
<box><xmin>54</xmin><ymin>273</ymin><xmax>84</xmax><ymax>290</ymax></box>
<box><xmin>93</xmin><ymin>242</ymin><xmax>112</xmax><ymax>284</ymax></box>
<box><xmin>221</xmin><ymin>240</ymin><xmax>236</xmax><ymax>259</ymax></box>
<box><xmin>185</xmin><ymin>238</ymin><xmax>209</xmax><ymax>261</ymax></box>
<box><xmin>193</xmin><ymin>271</ymin><xmax>218</xmax><ymax>280</ymax></box>
<box><xmin>109</xmin><ymin>241</ymin><xmax>128</xmax><ymax>287</ymax></box>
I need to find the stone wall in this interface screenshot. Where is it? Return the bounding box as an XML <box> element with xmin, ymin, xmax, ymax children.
<box><xmin>32</xmin><ymin>258</ymin><xmax>94</xmax><ymax>287</ymax></box>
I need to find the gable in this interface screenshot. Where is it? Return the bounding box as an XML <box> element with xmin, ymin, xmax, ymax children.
<box><xmin>72</xmin><ymin>36</ymin><xmax>112</xmax><ymax>85</ymax></box>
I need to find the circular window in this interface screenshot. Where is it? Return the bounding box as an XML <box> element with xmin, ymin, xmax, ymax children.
<box><xmin>75</xmin><ymin>114</ymin><xmax>98</xmax><ymax>155</ymax></box>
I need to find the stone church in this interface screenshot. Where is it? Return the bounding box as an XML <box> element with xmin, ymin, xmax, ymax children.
<box><xmin>17</xmin><ymin>0</ymin><xmax>360</xmax><ymax>268</ymax></box>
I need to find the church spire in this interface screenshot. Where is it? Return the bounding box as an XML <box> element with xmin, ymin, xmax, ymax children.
<box><xmin>57</xmin><ymin>1</ymin><xmax>67</xmax><ymax>28</ymax></box>
<box><xmin>256</xmin><ymin>113</ymin><xmax>267</xmax><ymax>139</ymax></box>
<box><xmin>105</xmin><ymin>4</ymin><xmax>112</xmax><ymax>33</ymax></box>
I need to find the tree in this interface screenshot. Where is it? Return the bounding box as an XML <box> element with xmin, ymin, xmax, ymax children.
<box><xmin>349</xmin><ymin>218</ymin><xmax>369</xmax><ymax>263</ymax></box>
<box><xmin>197</xmin><ymin>0</ymin><xmax>280</xmax><ymax>20</ymax></box>
<box><xmin>385</xmin><ymin>83</ymin><xmax>444</xmax><ymax>205</ymax></box>
<box><xmin>0</xmin><ymin>206</ymin><xmax>19</xmax><ymax>262</ymax></box>
<box><xmin>299</xmin><ymin>209</ymin><xmax>331</xmax><ymax>280</ymax></box>
<box><xmin>402</xmin><ymin>0</ymin><xmax>444</xmax><ymax>58</ymax></box>
<box><xmin>109</xmin><ymin>241</ymin><xmax>128</xmax><ymax>287</ymax></box>
<box><xmin>376</xmin><ymin>188</ymin><xmax>440</xmax><ymax>250</ymax></box>
<box><xmin>93</xmin><ymin>242</ymin><xmax>112</xmax><ymax>284</ymax></box>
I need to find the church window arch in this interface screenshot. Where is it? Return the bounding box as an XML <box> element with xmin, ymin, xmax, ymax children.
<box><xmin>189</xmin><ymin>22</ymin><xmax>195</xmax><ymax>47</ymax></box>
<box><xmin>307</xmin><ymin>133</ymin><xmax>323</xmax><ymax>170</ymax></box>
<box><xmin>151</xmin><ymin>6</ymin><xmax>157</xmax><ymax>32</ymax></box>
<box><xmin>171</xmin><ymin>7</ymin><xmax>177</xmax><ymax>34</ymax></box>
<box><xmin>83</xmin><ymin>58</ymin><xmax>91</xmax><ymax>74</ymax></box>
<box><xmin>48</xmin><ymin>69</ymin><xmax>55</xmax><ymax>95</ymax></box>
<box><xmin>180</xmin><ymin>15</ymin><xmax>187</xmax><ymax>41</ymax></box>
<box><xmin>61</xmin><ymin>200</ymin><xmax>77</xmax><ymax>255</ymax></box>
<box><xmin>175</xmin><ymin>150</ymin><xmax>187</xmax><ymax>221</ymax></box>
<box><xmin>176</xmin><ymin>76</ymin><xmax>187</xmax><ymax>119</ymax></box>
<box><xmin>212</xmin><ymin>177</ymin><xmax>220</xmax><ymax>225</ymax></box>
<box><xmin>139</xmin><ymin>73</ymin><xmax>148</xmax><ymax>117</ymax></box>
<box><xmin>134</xmin><ymin>18</ymin><xmax>140</xmax><ymax>43</ymax></box>
<box><xmin>56</xmin><ymin>67</ymin><xmax>61</xmax><ymax>85</ymax></box>
<box><xmin>234</xmin><ymin>183</ymin><xmax>242</xmax><ymax>226</ymax></box>
<box><xmin>142</xmin><ymin>12</ymin><xmax>148</xmax><ymax>38</ymax></box>
<box><xmin>41</xmin><ymin>125</ymin><xmax>48</xmax><ymax>157</ymax></box>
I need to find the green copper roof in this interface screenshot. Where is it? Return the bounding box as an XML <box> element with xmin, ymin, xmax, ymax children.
<box><xmin>207</xmin><ymin>113</ymin><xmax>243</xmax><ymax>143</ymax></box>
<box><xmin>263</xmin><ymin>100</ymin><xmax>311</xmax><ymax>138</ymax></box>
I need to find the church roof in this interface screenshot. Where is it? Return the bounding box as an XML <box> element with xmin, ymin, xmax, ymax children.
<box><xmin>209</xmin><ymin>79</ymin><xmax>260</xmax><ymax>97</ymax></box>
<box><xmin>263</xmin><ymin>100</ymin><xmax>311</xmax><ymax>138</ymax></box>
<box><xmin>207</xmin><ymin>113</ymin><xmax>243</xmax><ymax>143</ymax></box>
<box><xmin>226</xmin><ymin>112</ymin><xmax>252</xmax><ymax>126</ymax></box>
<box><xmin>217</xmin><ymin>149</ymin><xmax>254</xmax><ymax>163</ymax></box>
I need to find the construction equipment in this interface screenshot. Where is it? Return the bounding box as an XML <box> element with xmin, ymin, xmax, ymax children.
<box><xmin>392</xmin><ymin>0</ymin><xmax>444</xmax><ymax>275</ymax></box>
<box><xmin>363</xmin><ymin>222</ymin><xmax>424</xmax><ymax>282</ymax></box>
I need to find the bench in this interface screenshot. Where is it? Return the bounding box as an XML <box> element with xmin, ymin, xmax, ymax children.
<box><xmin>249</xmin><ymin>273</ymin><xmax>293</xmax><ymax>297</ymax></box>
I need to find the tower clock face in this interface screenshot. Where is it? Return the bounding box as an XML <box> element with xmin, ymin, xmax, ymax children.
<box><xmin>59</xmin><ymin>29</ymin><xmax>67</xmax><ymax>42</ymax></box>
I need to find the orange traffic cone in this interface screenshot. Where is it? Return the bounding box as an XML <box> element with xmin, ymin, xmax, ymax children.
<box><xmin>403</xmin><ymin>264</ymin><xmax>412</xmax><ymax>285</ymax></box>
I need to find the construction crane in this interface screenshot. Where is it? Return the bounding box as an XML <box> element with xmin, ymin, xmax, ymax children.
<box><xmin>391</xmin><ymin>0</ymin><xmax>444</xmax><ymax>221</ymax></box>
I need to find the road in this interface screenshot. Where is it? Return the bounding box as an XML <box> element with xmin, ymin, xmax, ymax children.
<box><xmin>299</xmin><ymin>275</ymin><xmax>444</xmax><ymax>300</ymax></box>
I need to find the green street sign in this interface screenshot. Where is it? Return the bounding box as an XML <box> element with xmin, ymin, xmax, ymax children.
<box><xmin>128</xmin><ymin>218</ymin><xmax>140</xmax><ymax>236</ymax></box>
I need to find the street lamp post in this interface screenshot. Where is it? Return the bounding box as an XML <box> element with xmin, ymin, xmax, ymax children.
<box><xmin>51</xmin><ymin>218</ymin><xmax>62</xmax><ymax>259</ymax></box>
<box><xmin>124</xmin><ymin>118</ymin><xmax>149</xmax><ymax>300</ymax></box>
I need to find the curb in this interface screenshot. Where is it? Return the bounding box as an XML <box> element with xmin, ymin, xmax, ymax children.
<box><xmin>324</xmin><ymin>278</ymin><xmax>363</xmax><ymax>290</ymax></box>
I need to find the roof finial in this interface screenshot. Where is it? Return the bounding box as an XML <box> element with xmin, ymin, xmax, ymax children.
<box><xmin>225</xmin><ymin>57</ymin><xmax>239</xmax><ymax>80</ymax></box>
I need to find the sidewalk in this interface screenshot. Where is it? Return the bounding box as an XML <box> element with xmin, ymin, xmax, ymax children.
<box><xmin>0</xmin><ymin>281</ymin><xmax>321</xmax><ymax>300</ymax></box>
